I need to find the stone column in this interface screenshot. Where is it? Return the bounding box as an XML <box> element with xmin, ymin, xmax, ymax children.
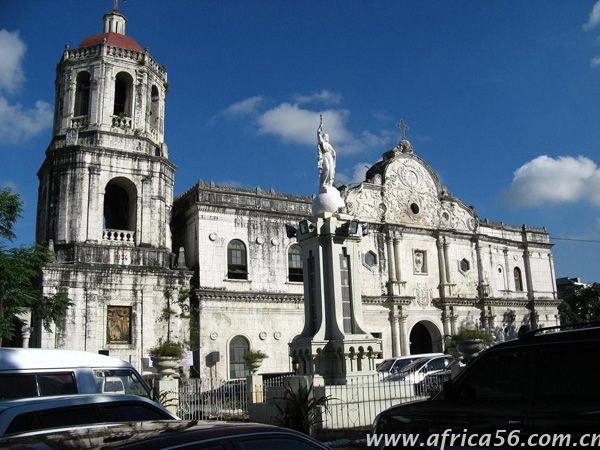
<box><xmin>441</xmin><ymin>308</ymin><xmax>450</xmax><ymax>337</ymax></box>
<box><xmin>436</xmin><ymin>237</ymin><xmax>447</xmax><ymax>298</ymax></box>
<box><xmin>449</xmin><ymin>307</ymin><xmax>458</xmax><ymax>335</ymax></box>
<box><xmin>86</xmin><ymin>166</ymin><xmax>101</xmax><ymax>242</ymax></box>
<box><xmin>523</xmin><ymin>249</ymin><xmax>535</xmax><ymax>301</ymax></box>
<box><xmin>503</xmin><ymin>248</ymin><xmax>511</xmax><ymax>292</ymax></box>
<box><xmin>443</xmin><ymin>237</ymin><xmax>452</xmax><ymax>284</ymax></box>
<box><xmin>474</xmin><ymin>237</ymin><xmax>487</xmax><ymax>298</ymax></box>
<box><xmin>386</xmin><ymin>235</ymin><xmax>397</xmax><ymax>284</ymax></box>
<box><xmin>399</xmin><ymin>311</ymin><xmax>409</xmax><ymax>356</ymax></box>
<box><xmin>393</xmin><ymin>234</ymin><xmax>403</xmax><ymax>283</ymax></box>
<box><xmin>56</xmin><ymin>172</ymin><xmax>70</xmax><ymax>243</ymax></box>
<box><xmin>388</xmin><ymin>306</ymin><xmax>401</xmax><ymax>357</ymax></box>
<box><xmin>548</xmin><ymin>253</ymin><xmax>557</xmax><ymax>299</ymax></box>
<box><xmin>21</xmin><ymin>326</ymin><xmax>31</xmax><ymax>348</ymax></box>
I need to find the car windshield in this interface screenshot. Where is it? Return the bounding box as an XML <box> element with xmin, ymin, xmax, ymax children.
<box><xmin>377</xmin><ymin>360</ymin><xmax>395</xmax><ymax>372</ymax></box>
<box><xmin>93</xmin><ymin>369</ymin><xmax>151</xmax><ymax>398</ymax></box>
<box><xmin>400</xmin><ymin>357</ymin><xmax>429</xmax><ymax>372</ymax></box>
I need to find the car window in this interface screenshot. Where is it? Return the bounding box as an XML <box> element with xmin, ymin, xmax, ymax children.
<box><xmin>377</xmin><ymin>360</ymin><xmax>394</xmax><ymax>372</ymax></box>
<box><xmin>93</xmin><ymin>369</ymin><xmax>150</xmax><ymax>398</ymax></box>
<box><xmin>459</xmin><ymin>350</ymin><xmax>525</xmax><ymax>400</ymax></box>
<box><xmin>37</xmin><ymin>373</ymin><xmax>77</xmax><ymax>396</ymax></box>
<box><xmin>237</xmin><ymin>436</ymin><xmax>324</xmax><ymax>450</ymax></box>
<box><xmin>0</xmin><ymin>372</ymin><xmax>77</xmax><ymax>400</ymax></box>
<box><xmin>0</xmin><ymin>374</ymin><xmax>38</xmax><ymax>399</ymax></box>
<box><xmin>427</xmin><ymin>357</ymin><xmax>446</xmax><ymax>371</ymax></box>
<box><xmin>538</xmin><ymin>343</ymin><xmax>600</xmax><ymax>402</ymax></box>
<box><xmin>5</xmin><ymin>406</ymin><xmax>101</xmax><ymax>435</ymax></box>
<box><xmin>100</xmin><ymin>403</ymin><xmax>172</xmax><ymax>421</ymax></box>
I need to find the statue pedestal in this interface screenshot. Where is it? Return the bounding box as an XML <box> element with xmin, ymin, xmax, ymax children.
<box><xmin>312</xmin><ymin>185</ymin><xmax>345</xmax><ymax>217</ymax></box>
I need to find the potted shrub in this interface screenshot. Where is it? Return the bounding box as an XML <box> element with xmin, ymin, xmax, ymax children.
<box><xmin>244</xmin><ymin>350</ymin><xmax>268</xmax><ymax>374</ymax></box>
<box><xmin>452</xmin><ymin>329</ymin><xmax>494</xmax><ymax>364</ymax></box>
<box><xmin>150</xmin><ymin>339</ymin><xmax>184</xmax><ymax>379</ymax></box>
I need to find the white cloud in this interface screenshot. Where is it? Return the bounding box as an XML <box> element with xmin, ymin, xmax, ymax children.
<box><xmin>0</xmin><ymin>30</ymin><xmax>52</xmax><ymax>144</ymax></box>
<box><xmin>257</xmin><ymin>101</ymin><xmax>392</xmax><ymax>154</ymax></box>
<box><xmin>592</xmin><ymin>56</ymin><xmax>600</xmax><ymax>68</ymax></box>
<box><xmin>219</xmin><ymin>96</ymin><xmax>263</xmax><ymax>117</ymax></box>
<box><xmin>294</xmin><ymin>89</ymin><xmax>342</xmax><ymax>105</ymax></box>
<box><xmin>0</xmin><ymin>30</ymin><xmax>26</xmax><ymax>93</ymax></box>
<box><xmin>0</xmin><ymin>97</ymin><xmax>53</xmax><ymax>143</ymax></box>
<box><xmin>584</xmin><ymin>0</ymin><xmax>600</xmax><ymax>30</ymax></box>
<box><xmin>337</xmin><ymin>162</ymin><xmax>371</xmax><ymax>186</ymax></box>
<box><xmin>506</xmin><ymin>155</ymin><xmax>600</xmax><ymax>207</ymax></box>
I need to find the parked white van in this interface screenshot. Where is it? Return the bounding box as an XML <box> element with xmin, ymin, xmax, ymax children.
<box><xmin>376</xmin><ymin>353</ymin><xmax>444</xmax><ymax>377</ymax></box>
<box><xmin>0</xmin><ymin>349</ymin><xmax>152</xmax><ymax>401</ymax></box>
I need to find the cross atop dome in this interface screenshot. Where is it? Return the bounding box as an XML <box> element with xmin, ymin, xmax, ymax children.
<box><xmin>396</xmin><ymin>119</ymin><xmax>409</xmax><ymax>141</ymax></box>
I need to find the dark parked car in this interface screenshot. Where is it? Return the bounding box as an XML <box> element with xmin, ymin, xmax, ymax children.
<box><xmin>0</xmin><ymin>394</ymin><xmax>177</xmax><ymax>437</ymax></box>
<box><xmin>0</xmin><ymin>421</ymin><xmax>332</xmax><ymax>449</ymax></box>
<box><xmin>373</xmin><ymin>322</ymin><xmax>600</xmax><ymax>448</ymax></box>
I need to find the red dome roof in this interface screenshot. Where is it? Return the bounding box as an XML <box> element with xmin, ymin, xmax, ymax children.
<box><xmin>78</xmin><ymin>32</ymin><xmax>142</xmax><ymax>52</ymax></box>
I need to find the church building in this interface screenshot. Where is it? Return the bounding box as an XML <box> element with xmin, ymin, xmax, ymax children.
<box><xmin>33</xmin><ymin>7</ymin><xmax>560</xmax><ymax>379</ymax></box>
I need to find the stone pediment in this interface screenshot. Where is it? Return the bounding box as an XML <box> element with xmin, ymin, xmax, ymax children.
<box><xmin>343</xmin><ymin>153</ymin><xmax>478</xmax><ymax>232</ymax></box>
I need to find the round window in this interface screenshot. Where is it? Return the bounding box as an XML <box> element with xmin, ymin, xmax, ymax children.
<box><xmin>410</xmin><ymin>203</ymin><xmax>420</xmax><ymax>214</ymax></box>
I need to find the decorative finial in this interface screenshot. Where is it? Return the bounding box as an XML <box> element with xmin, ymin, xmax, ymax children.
<box><xmin>396</xmin><ymin>119</ymin><xmax>409</xmax><ymax>141</ymax></box>
<box><xmin>113</xmin><ymin>0</ymin><xmax>119</xmax><ymax>11</ymax></box>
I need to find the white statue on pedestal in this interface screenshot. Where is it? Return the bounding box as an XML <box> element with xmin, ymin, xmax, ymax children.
<box><xmin>312</xmin><ymin>116</ymin><xmax>345</xmax><ymax>216</ymax></box>
<box><xmin>317</xmin><ymin>115</ymin><xmax>336</xmax><ymax>190</ymax></box>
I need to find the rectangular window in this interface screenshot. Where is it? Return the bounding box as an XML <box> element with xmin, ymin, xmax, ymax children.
<box><xmin>107</xmin><ymin>306</ymin><xmax>132</xmax><ymax>344</ymax></box>
<box><xmin>340</xmin><ymin>250</ymin><xmax>354</xmax><ymax>334</ymax></box>
<box><xmin>308</xmin><ymin>252</ymin><xmax>317</xmax><ymax>335</ymax></box>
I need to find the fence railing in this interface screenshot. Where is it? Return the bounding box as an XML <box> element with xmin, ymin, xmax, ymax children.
<box><xmin>320</xmin><ymin>371</ymin><xmax>449</xmax><ymax>430</ymax></box>
<box><xmin>176</xmin><ymin>370</ymin><xmax>449</xmax><ymax>430</ymax></box>
<box><xmin>179</xmin><ymin>378</ymin><xmax>248</xmax><ymax>421</ymax></box>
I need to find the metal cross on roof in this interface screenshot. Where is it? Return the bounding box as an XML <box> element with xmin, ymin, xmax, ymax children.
<box><xmin>396</xmin><ymin>120</ymin><xmax>409</xmax><ymax>140</ymax></box>
<box><xmin>113</xmin><ymin>0</ymin><xmax>125</xmax><ymax>11</ymax></box>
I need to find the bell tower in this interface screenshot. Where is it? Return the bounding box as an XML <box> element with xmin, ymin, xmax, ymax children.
<box><xmin>38</xmin><ymin>4</ymin><xmax>170</xmax><ymax>249</ymax></box>
<box><xmin>34</xmin><ymin>5</ymin><xmax>190</xmax><ymax>368</ymax></box>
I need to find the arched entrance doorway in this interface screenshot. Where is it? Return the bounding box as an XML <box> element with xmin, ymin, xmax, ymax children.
<box><xmin>409</xmin><ymin>321</ymin><xmax>443</xmax><ymax>354</ymax></box>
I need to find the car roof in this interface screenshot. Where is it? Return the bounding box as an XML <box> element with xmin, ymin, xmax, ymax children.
<box><xmin>383</xmin><ymin>353</ymin><xmax>444</xmax><ymax>362</ymax></box>
<box><xmin>0</xmin><ymin>420</ymin><xmax>327</xmax><ymax>449</ymax></box>
<box><xmin>0</xmin><ymin>394</ymin><xmax>172</xmax><ymax>415</ymax></box>
<box><xmin>0</xmin><ymin>348</ymin><xmax>131</xmax><ymax>371</ymax></box>
<box><xmin>491</xmin><ymin>323</ymin><xmax>600</xmax><ymax>351</ymax></box>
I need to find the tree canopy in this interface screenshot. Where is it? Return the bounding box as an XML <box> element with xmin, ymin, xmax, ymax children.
<box><xmin>559</xmin><ymin>283</ymin><xmax>600</xmax><ymax>325</ymax></box>
<box><xmin>0</xmin><ymin>186</ymin><xmax>72</xmax><ymax>346</ymax></box>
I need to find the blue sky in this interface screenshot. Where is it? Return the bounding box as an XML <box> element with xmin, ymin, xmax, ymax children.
<box><xmin>1</xmin><ymin>0</ymin><xmax>599</xmax><ymax>283</ymax></box>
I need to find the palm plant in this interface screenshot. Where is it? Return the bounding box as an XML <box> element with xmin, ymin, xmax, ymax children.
<box><xmin>275</xmin><ymin>383</ymin><xmax>332</xmax><ymax>435</ymax></box>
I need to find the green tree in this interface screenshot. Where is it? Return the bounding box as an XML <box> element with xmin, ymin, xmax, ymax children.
<box><xmin>558</xmin><ymin>283</ymin><xmax>600</xmax><ymax>325</ymax></box>
<box><xmin>0</xmin><ymin>186</ymin><xmax>72</xmax><ymax>346</ymax></box>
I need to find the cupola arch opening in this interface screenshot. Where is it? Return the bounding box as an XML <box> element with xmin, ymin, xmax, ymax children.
<box><xmin>102</xmin><ymin>177</ymin><xmax>137</xmax><ymax>242</ymax></box>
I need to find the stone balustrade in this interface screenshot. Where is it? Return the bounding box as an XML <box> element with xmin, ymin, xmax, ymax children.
<box><xmin>63</xmin><ymin>44</ymin><xmax>166</xmax><ymax>78</ymax></box>
<box><xmin>112</xmin><ymin>115</ymin><xmax>132</xmax><ymax>129</ymax></box>
<box><xmin>71</xmin><ymin>116</ymin><xmax>88</xmax><ymax>129</ymax></box>
<box><xmin>103</xmin><ymin>229</ymin><xmax>135</xmax><ymax>244</ymax></box>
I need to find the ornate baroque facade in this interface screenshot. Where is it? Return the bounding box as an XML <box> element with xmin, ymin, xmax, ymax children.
<box><xmin>34</xmin><ymin>8</ymin><xmax>560</xmax><ymax>378</ymax></box>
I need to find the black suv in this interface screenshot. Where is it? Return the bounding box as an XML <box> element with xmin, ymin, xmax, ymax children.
<box><xmin>373</xmin><ymin>323</ymin><xmax>600</xmax><ymax>447</ymax></box>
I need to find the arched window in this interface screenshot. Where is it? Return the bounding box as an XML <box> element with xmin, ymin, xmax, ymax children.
<box><xmin>74</xmin><ymin>71</ymin><xmax>91</xmax><ymax>117</ymax></box>
<box><xmin>113</xmin><ymin>72</ymin><xmax>133</xmax><ymax>116</ymax></box>
<box><xmin>229</xmin><ymin>335</ymin><xmax>249</xmax><ymax>379</ymax></box>
<box><xmin>227</xmin><ymin>240</ymin><xmax>247</xmax><ymax>280</ymax></box>
<box><xmin>103</xmin><ymin>178</ymin><xmax>137</xmax><ymax>232</ymax></box>
<box><xmin>288</xmin><ymin>244</ymin><xmax>303</xmax><ymax>282</ymax></box>
<box><xmin>150</xmin><ymin>85</ymin><xmax>159</xmax><ymax>129</ymax></box>
<box><xmin>514</xmin><ymin>267</ymin><xmax>523</xmax><ymax>292</ymax></box>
